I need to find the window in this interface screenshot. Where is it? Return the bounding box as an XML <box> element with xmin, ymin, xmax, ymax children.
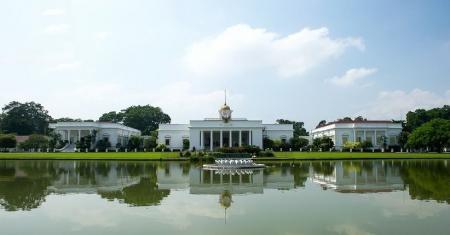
<box><xmin>280</xmin><ymin>135</ymin><xmax>287</xmax><ymax>144</ymax></box>
<box><xmin>165</xmin><ymin>138</ymin><xmax>170</xmax><ymax>146</ymax></box>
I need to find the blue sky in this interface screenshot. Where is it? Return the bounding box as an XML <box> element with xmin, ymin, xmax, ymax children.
<box><xmin>1</xmin><ymin>0</ymin><xmax>449</xmax><ymax>130</ymax></box>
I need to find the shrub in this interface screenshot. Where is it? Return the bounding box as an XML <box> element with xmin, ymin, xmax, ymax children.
<box><xmin>182</xmin><ymin>139</ymin><xmax>190</xmax><ymax>150</ymax></box>
<box><xmin>19</xmin><ymin>134</ymin><xmax>48</xmax><ymax>151</ymax></box>
<box><xmin>259</xmin><ymin>150</ymin><xmax>274</xmax><ymax>157</ymax></box>
<box><xmin>95</xmin><ymin>138</ymin><xmax>111</xmax><ymax>152</ymax></box>
<box><xmin>360</xmin><ymin>141</ymin><xmax>373</xmax><ymax>151</ymax></box>
<box><xmin>143</xmin><ymin>136</ymin><xmax>157</xmax><ymax>150</ymax></box>
<box><xmin>217</xmin><ymin>145</ymin><xmax>261</xmax><ymax>155</ymax></box>
<box><xmin>0</xmin><ymin>134</ymin><xmax>16</xmax><ymax>150</ymax></box>
<box><xmin>155</xmin><ymin>144</ymin><xmax>168</xmax><ymax>152</ymax></box>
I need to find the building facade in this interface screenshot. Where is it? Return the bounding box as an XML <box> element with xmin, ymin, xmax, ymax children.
<box><xmin>49</xmin><ymin>122</ymin><xmax>141</xmax><ymax>150</ymax></box>
<box><xmin>311</xmin><ymin>120</ymin><xmax>402</xmax><ymax>150</ymax></box>
<box><xmin>158</xmin><ymin>103</ymin><xmax>294</xmax><ymax>151</ymax></box>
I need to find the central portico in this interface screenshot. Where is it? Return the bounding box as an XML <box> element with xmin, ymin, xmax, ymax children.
<box><xmin>158</xmin><ymin>101</ymin><xmax>293</xmax><ymax>151</ymax></box>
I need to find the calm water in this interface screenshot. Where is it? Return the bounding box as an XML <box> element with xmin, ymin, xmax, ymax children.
<box><xmin>1</xmin><ymin>159</ymin><xmax>450</xmax><ymax>235</ymax></box>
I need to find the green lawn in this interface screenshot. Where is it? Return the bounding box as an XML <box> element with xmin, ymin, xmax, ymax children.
<box><xmin>270</xmin><ymin>151</ymin><xmax>450</xmax><ymax>160</ymax></box>
<box><xmin>0</xmin><ymin>152</ymin><xmax>182</xmax><ymax>160</ymax></box>
<box><xmin>0</xmin><ymin>151</ymin><xmax>448</xmax><ymax>161</ymax></box>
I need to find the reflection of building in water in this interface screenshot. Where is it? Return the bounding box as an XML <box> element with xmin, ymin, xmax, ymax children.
<box><xmin>48</xmin><ymin>161</ymin><xmax>142</xmax><ymax>194</ymax></box>
<box><xmin>189</xmin><ymin>169</ymin><xmax>264</xmax><ymax>195</ymax></box>
<box><xmin>156</xmin><ymin>163</ymin><xmax>190</xmax><ymax>190</ymax></box>
<box><xmin>312</xmin><ymin>161</ymin><xmax>405</xmax><ymax>193</ymax></box>
<box><xmin>263</xmin><ymin>167</ymin><xmax>295</xmax><ymax>190</ymax></box>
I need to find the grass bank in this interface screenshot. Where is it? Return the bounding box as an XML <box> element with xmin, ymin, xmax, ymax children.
<box><xmin>267</xmin><ymin>151</ymin><xmax>450</xmax><ymax>160</ymax></box>
<box><xmin>0</xmin><ymin>151</ymin><xmax>448</xmax><ymax>161</ymax></box>
<box><xmin>0</xmin><ymin>152</ymin><xmax>183</xmax><ymax>160</ymax></box>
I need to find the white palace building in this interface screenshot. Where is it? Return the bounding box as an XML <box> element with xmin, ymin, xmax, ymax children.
<box><xmin>311</xmin><ymin>119</ymin><xmax>402</xmax><ymax>150</ymax></box>
<box><xmin>158</xmin><ymin>102</ymin><xmax>294</xmax><ymax>151</ymax></box>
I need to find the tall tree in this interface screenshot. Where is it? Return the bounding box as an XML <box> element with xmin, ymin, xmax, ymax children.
<box><xmin>405</xmin><ymin>105</ymin><xmax>450</xmax><ymax>132</ymax></box>
<box><xmin>276</xmin><ymin>119</ymin><xmax>308</xmax><ymax>137</ymax></box>
<box><xmin>407</xmin><ymin>119</ymin><xmax>450</xmax><ymax>152</ymax></box>
<box><xmin>1</xmin><ymin>101</ymin><xmax>52</xmax><ymax>135</ymax></box>
<box><xmin>99</xmin><ymin>105</ymin><xmax>171</xmax><ymax>135</ymax></box>
<box><xmin>98</xmin><ymin>111</ymin><xmax>124</xmax><ymax>123</ymax></box>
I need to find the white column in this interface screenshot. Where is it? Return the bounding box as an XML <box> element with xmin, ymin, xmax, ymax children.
<box><xmin>374</xmin><ymin>130</ymin><xmax>377</xmax><ymax>146</ymax></box>
<box><xmin>239</xmin><ymin>130</ymin><xmax>242</xmax><ymax>147</ymax></box>
<box><xmin>229</xmin><ymin>130</ymin><xmax>232</xmax><ymax>147</ymax></box>
<box><xmin>353</xmin><ymin>129</ymin><xmax>356</xmax><ymax>142</ymax></box>
<box><xmin>68</xmin><ymin>130</ymin><xmax>71</xmax><ymax>144</ymax></box>
<box><xmin>78</xmin><ymin>130</ymin><xmax>81</xmax><ymax>141</ymax></box>
<box><xmin>210</xmin><ymin>130</ymin><xmax>213</xmax><ymax>151</ymax></box>
<box><xmin>363</xmin><ymin>130</ymin><xmax>366</xmax><ymax>143</ymax></box>
<box><xmin>200</xmin><ymin>130</ymin><xmax>204</xmax><ymax>150</ymax></box>
<box><xmin>250</xmin><ymin>130</ymin><xmax>252</xmax><ymax>145</ymax></box>
<box><xmin>220</xmin><ymin>130</ymin><xmax>223</xmax><ymax>148</ymax></box>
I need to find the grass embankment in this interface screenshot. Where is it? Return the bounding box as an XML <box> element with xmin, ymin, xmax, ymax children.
<box><xmin>0</xmin><ymin>152</ymin><xmax>182</xmax><ymax>160</ymax></box>
<box><xmin>0</xmin><ymin>151</ymin><xmax>448</xmax><ymax>161</ymax></box>
<box><xmin>269</xmin><ymin>151</ymin><xmax>450</xmax><ymax>160</ymax></box>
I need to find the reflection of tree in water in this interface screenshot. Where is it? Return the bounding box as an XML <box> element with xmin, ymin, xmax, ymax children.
<box><xmin>401</xmin><ymin>160</ymin><xmax>450</xmax><ymax>204</ymax></box>
<box><xmin>290</xmin><ymin>163</ymin><xmax>309</xmax><ymax>187</ymax></box>
<box><xmin>312</xmin><ymin>161</ymin><xmax>335</xmax><ymax>176</ymax></box>
<box><xmin>219</xmin><ymin>190</ymin><xmax>233</xmax><ymax>224</ymax></box>
<box><xmin>100</xmin><ymin>165</ymin><xmax>170</xmax><ymax>206</ymax></box>
<box><xmin>0</xmin><ymin>161</ymin><xmax>57</xmax><ymax>211</ymax></box>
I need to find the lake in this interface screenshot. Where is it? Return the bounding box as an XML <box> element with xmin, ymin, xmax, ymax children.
<box><xmin>0</xmin><ymin>159</ymin><xmax>449</xmax><ymax>235</ymax></box>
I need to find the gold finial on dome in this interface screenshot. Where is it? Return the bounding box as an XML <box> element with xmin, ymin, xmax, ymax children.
<box><xmin>219</xmin><ymin>89</ymin><xmax>232</xmax><ymax>122</ymax></box>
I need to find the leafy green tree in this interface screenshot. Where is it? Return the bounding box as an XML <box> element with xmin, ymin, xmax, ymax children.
<box><xmin>405</xmin><ymin>105</ymin><xmax>450</xmax><ymax>132</ymax></box>
<box><xmin>182</xmin><ymin>139</ymin><xmax>190</xmax><ymax>150</ymax></box>
<box><xmin>312</xmin><ymin>137</ymin><xmax>334</xmax><ymax>151</ymax></box>
<box><xmin>407</xmin><ymin>119</ymin><xmax>450</xmax><ymax>152</ymax></box>
<box><xmin>144</xmin><ymin>136</ymin><xmax>157</xmax><ymax>150</ymax></box>
<box><xmin>53</xmin><ymin>117</ymin><xmax>82</xmax><ymax>122</ymax></box>
<box><xmin>0</xmin><ymin>134</ymin><xmax>17</xmax><ymax>150</ymax></box>
<box><xmin>99</xmin><ymin>105</ymin><xmax>170</xmax><ymax>135</ymax></box>
<box><xmin>360</xmin><ymin>140</ymin><xmax>373</xmax><ymax>150</ymax></box>
<box><xmin>19</xmin><ymin>134</ymin><xmax>49</xmax><ymax>151</ymax></box>
<box><xmin>263</xmin><ymin>137</ymin><xmax>274</xmax><ymax>150</ymax></box>
<box><xmin>344</xmin><ymin>141</ymin><xmax>361</xmax><ymax>150</ymax></box>
<box><xmin>95</xmin><ymin>138</ymin><xmax>111</xmax><ymax>151</ymax></box>
<box><xmin>289</xmin><ymin>137</ymin><xmax>309</xmax><ymax>150</ymax></box>
<box><xmin>276</xmin><ymin>119</ymin><xmax>308</xmax><ymax>136</ymax></box>
<box><xmin>1</xmin><ymin>101</ymin><xmax>52</xmax><ymax>135</ymax></box>
<box><xmin>98</xmin><ymin>111</ymin><xmax>124</xmax><ymax>123</ymax></box>
<box><xmin>127</xmin><ymin>136</ymin><xmax>143</xmax><ymax>150</ymax></box>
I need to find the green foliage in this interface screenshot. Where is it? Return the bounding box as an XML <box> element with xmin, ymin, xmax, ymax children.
<box><xmin>48</xmin><ymin>132</ymin><xmax>62</xmax><ymax>149</ymax></box>
<box><xmin>263</xmin><ymin>137</ymin><xmax>274</xmax><ymax>150</ymax></box>
<box><xmin>144</xmin><ymin>136</ymin><xmax>157</xmax><ymax>150</ymax></box>
<box><xmin>312</xmin><ymin>136</ymin><xmax>334</xmax><ymax>151</ymax></box>
<box><xmin>98</xmin><ymin>111</ymin><xmax>124</xmax><ymax>123</ymax></box>
<box><xmin>405</xmin><ymin>105</ymin><xmax>450</xmax><ymax>132</ymax></box>
<box><xmin>98</xmin><ymin>105</ymin><xmax>170</xmax><ymax>135</ymax></box>
<box><xmin>0</xmin><ymin>134</ymin><xmax>17</xmax><ymax>150</ymax></box>
<box><xmin>217</xmin><ymin>145</ymin><xmax>261</xmax><ymax>155</ymax></box>
<box><xmin>182</xmin><ymin>139</ymin><xmax>190</xmax><ymax>150</ymax></box>
<box><xmin>276</xmin><ymin>119</ymin><xmax>308</xmax><ymax>136</ymax></box>
<box><xmin>127</xmin><ymin>136</ymin><xmax>143</xmax><ymax>150</ymax></box>
<box><xmin>259</xmin><ymin>149</ymin><xmax>275</xmax><ymax>157</ymax></box>
<box><xmin>316</xmin><ymin>120</ymin><xmax>327</xmax><ymax>128</ymax></box>
<box><xmin>95</xmin><ymin>138</ymin><xmax>111</xmax><ymax>152</ymax></box>
<box><xmin>360</xmin><ymin>140</ymin><xmax>373</xmax><ymax>150</ymax></box>
<box><xmin>155</xmin><ymin>143</ymin><xmax>168</xmax><ymax>152</ymax></box>
<box><xmin>343</xmin><ymin>141</ymin><xmax>361</xmax><ymax>150</ymax></box>
<box><xmin>289</xmin><ymin>137</ymin><xmax>309</xmax><ymax>150</ymax></box>
<box><xmin>398</xmin><ymin>131</ymin><xmax>410</xmax><ymax>148</ymax></box>
<box><xmin>19</xmin><ymin>134</ymin><xmax>49</xmax><ymax>151</ymax></box>
<box><xmin>407</xmin><ymin>119</ymin><xmax>450</xmax><ymax>152</ymax></box>
<box><xmin>53</xmin><ymin>117</ymin><xmax>82</xmax><ymax>122</ymax></box>
<box><xmin>1</xmin><ymin>101</ymin><xmax>52</xmax><ymax>135</ymax></box>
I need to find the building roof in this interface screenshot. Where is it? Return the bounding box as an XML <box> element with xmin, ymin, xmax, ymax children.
<box><xmin>49</xmin><ymin>121</ymin><xmax>141</xmax><ymax>133</ymax></box>
<box><xmin>317</xmin><ymin>120</ymin><xmax>396</xmax><ymax>128</ymax></box>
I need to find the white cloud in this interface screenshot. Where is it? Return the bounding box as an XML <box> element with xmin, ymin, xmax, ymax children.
<box><xmin>42</xmin><ymin>9</ymin><xmax>65</xmax><ymax>16</ymax></box>
<box><xmin>48</xmin><ymin>61</ymin><xmax>81</xmax><ymax>72</ymax></box>
<box><xmin>44</xmin><ymin>24</ymin><xmax>70</xmax><ymax>34</ymax></box>
<box><xmin>359</xmin><ymin>89</ymin><xmax>450</xmax><ymax>119</ymax></box>
<box><xmin>93</xmin><ymin>32</ymin><xmax>110</xmax><ymax>42</ymax></box>
<box><xmin>150</xmin><ymin>81</ymin><xmax>244</xmax><ymax>123</ymax></box>
<box><xmin>184</xmin><ymin>24</ymin><xmax>364</xmax><ymax>78</ymax></box>
<box><xmin>326</xmin><ymin>67</ymin><xmax>377</xmax><ymax>87</ymax></box>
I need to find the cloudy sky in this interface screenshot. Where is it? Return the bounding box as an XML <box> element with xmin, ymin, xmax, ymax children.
<box><xmin>1</xmin><ymin>0</ymin><xmax>449</xmax><ymax>130</ymax></box>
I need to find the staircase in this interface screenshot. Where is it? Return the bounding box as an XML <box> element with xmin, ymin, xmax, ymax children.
<box><xmin>58</xmin><ymin>143</ymin><xmax>76</xmax><ymax>152</ymax></box>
